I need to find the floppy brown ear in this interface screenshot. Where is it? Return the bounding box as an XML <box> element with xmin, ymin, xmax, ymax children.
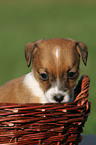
<box><xmin>76</xmin><ymin>42</ymin><xmax>88</xmax><ymax>66</ymax></box>
<box><xmin>25</xmin><ymin>39</ymin><xmax>44</xmax><ymax>67</ymax></box>
<box><xmin>67</xmin><ymin>38</ymin><xmax>88</xmax><ymax>66</ymax></box>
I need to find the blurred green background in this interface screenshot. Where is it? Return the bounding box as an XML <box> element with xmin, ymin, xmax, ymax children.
<box><xmin>0</xmin><ymin>0</ymin><xmax>96</xmax><ymax>134</ymax></box>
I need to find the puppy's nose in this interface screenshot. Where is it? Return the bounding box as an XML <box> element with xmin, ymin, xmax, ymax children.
<box><xmin>53</xmin><ymin>94</ymin><xmax>64</xmax><ymax>103</ymax></box>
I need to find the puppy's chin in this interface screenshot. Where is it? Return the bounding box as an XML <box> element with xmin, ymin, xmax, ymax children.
<box><xmin>45</xmin><ymin>86</ymin><xmax>74</xmax><ymax>103</ymax></box>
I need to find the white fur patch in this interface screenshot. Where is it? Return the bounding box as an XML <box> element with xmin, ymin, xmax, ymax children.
<box><xmin>45</xmin><ymin>86</ymin><xmax>70</xmax><ymax>103</ymax></box>
<box><xmin>54</xmin><ymin>46</ymin><xmax>61</xmax><ymax>60</ymax></box>
<box><xmin>56</xmin><ymin>48</ymin><xmax>59</xmax><ymax>59</ymax></box>
<box><xmin>23</xmin><ymin>71</ymin><xmax>48</xmax><ymax>103</ymax></box>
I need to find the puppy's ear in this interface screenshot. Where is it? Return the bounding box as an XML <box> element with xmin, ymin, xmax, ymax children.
<box><xmin>76</xmin><ymin>41</ymin><xmax>88</xmax><ymax>66</ymax></box>
<box><xmin>67</xmin><ymin>38</ymin><xmax>88</xmax><ymax>66</ymax></box>
<box><xmin>25</xmin><ymin>39</ymin><xmax>44</xmax><ymax>67</ymax></box>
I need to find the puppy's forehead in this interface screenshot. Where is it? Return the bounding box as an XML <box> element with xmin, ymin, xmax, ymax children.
<box><xmin>39</xmin><ymin>38</ymin><xmax>76</xmax><ymax>54</ymax></box>
<box><xmin>38</xmin><ymin>39</ymin><xmax>76</xmax><ymax>56</ymax></box>
<box><xmin>34</xmin><ymin>39</ymin><xmax>79</xmax><ymax>71</ymax></box>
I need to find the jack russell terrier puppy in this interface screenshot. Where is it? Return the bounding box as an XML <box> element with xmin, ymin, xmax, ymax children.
<box><xmin>0</xmin><ymin>38</ymin><xmax>88</xmax><ymax>104</ymax></box>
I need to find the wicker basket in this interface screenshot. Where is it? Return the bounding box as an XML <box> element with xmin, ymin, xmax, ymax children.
<box><xmin>0</xmin><ymin>75</ymin><xmax>91</xmax><ymax>145</ymax></box>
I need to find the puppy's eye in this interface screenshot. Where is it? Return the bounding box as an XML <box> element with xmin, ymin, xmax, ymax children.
<box><xmin>40</xmin><ymin>72</ymin><xmax>49</xmax><ymax>81</ymax></box>
<box><xmin>67</xmin><ymin>71</ymin><xmax>76</xmax><ymax>79</ymax></box>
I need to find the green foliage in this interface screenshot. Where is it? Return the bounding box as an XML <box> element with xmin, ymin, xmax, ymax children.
<box><xmin>0</xmin><ymin>0</ymin><xmax>96</xmax><ymax>134</ymax></box>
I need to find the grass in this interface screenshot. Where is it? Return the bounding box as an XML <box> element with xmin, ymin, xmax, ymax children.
<box><xmin>0</xmin><ymin>0</ymin><xmax>96</xmax><ymax>134</ymax></box>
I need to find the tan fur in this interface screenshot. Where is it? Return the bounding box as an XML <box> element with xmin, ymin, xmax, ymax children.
<box><xmin>0</xmin><ymin>76</ymin><xmax>40</xmax><ymax>103</ymax></box>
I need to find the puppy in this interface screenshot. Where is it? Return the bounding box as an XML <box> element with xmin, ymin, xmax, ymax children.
<box><xmin>0</xmin><ymin>38</ymin><xmax>88</xmax><ymax>103</ymax></box>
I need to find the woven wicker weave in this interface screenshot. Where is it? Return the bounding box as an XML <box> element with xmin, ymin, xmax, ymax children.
<box><xmin>0</xmin><ymin>75</ymin><xmax>91</xmax><ymax>145</ymax></box>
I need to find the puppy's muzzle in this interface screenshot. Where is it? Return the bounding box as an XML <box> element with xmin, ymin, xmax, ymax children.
<box><xmin>53</xmin><ymin>94</ymin><xmax>64</xmax><ymax>103</ymax></box>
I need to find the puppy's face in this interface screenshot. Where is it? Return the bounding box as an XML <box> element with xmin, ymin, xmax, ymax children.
<box><xmin>25</xmin><ymin>38</ymin><xmax>88</xmax><ymax>103</ymax></box>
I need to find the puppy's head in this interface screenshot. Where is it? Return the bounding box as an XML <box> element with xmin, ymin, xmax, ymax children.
<box><xmin>25</xmin><ymin>38</ymin><xmax>88</xmax><ymax>103</ymax></box>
